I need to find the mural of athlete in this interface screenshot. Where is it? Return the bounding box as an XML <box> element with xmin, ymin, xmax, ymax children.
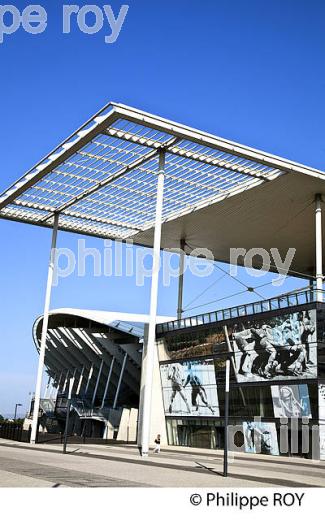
<box><xmin>184</xmin><ymin>363</ymin><xmax>215</xmax><ymax>414</ymax></box>
<box><xmin>278</xmin><ymin>386</ymin><xmax>304</xmax><ymax>417</ymax></box>
<box><xmin>251</xmin><ymin>325</ymin><xmax>278</xmax><ymax>379</ymax></box>
<box><xmin>167</xmin><ymin>363</ymin><xmax>191</xmax><ymax>414</ymax></box>
<box><xmin>298</xmin><ymin>311</ymin><xmax>316</xmax><ymax>366</ymax></box>
<box><xmin>275</xmin><ymin>317</ymin><xmax>307</xmax><ymax>377</ymax></box>
<box><xmin>232</xmin><ymin>328</ymin><xmax>256</xmax><ymax>376</ymax></box>
<box><xmin>233</xmin><ymin>324</ymin><xmax>278</xmax><ymax>379</ymax></box>
<box><xmin>244</xmin><ymin>421</ymin><xmax>279</xmax><ymax>455</ymax></box>
<box><xmin>244</xmin><ymin>421</ymin><xmax>262</xmax><ymax>452</ymax></box>
<box><xmin>233</xmin><ymin>311</ymin><xmax>316</xmax><ymax>381</ymax></box>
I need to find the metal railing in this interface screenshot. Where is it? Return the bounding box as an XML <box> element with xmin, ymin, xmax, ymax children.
<box><xmin>56</xmin><ymin>398</ymin><xmax>111</xmax><ymax>421</ymax></box>
<box><xmin>72</xmin><ymin>404</ymin><xmax>108</xmax><ymax>420</ymax></box>
<box><xmin>156</xmin><ymin>289</ymin><xmax>324</xmax><ymax>335</ymax></box>
<box><xmin>0</xmin><ymin>423</ymin><xmax>29</xmax><ymax>442</ymax></box>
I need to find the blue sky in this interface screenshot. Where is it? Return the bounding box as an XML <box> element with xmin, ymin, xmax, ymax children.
<box><xmin>0</xmin><ymin>0</ymin><xmax>324</xmax><ymax>416</ymax></box>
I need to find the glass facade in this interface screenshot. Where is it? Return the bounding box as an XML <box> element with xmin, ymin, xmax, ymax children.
<box><xmin>166</xmin><ymin>418</ymin><xmax>225</xmax><ymax>449</ymax></box>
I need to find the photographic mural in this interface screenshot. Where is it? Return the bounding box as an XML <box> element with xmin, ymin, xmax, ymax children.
<box><xmin>320</xmin><ymin>424</ymin><xmax>325</xmax><ymax>461</ymax></box>
<box><xmin>231</xmin><ymin>310</ymin><xmax>317</xmax><ymax>382</ymax></box>
<box><xmin>243</xmin><ymin>421</ymin><xmax>279</xmax><ymax>456</ymax></box>
<box><xmin>160</xmin><ymin>359</ymin><xmax>220</xmax><ymax>417</ymax></box>
<box><xmin>319</xmin><ymin>384</ymin><xmax>325</xmax><ymax>460</ymax></box>
<box><xmin>159</xmin><ymin>307</ymin><xmax>322</xmax><ymax>457</ymax></box>
<box><xmin>271</xmin><ymin>384</ymin><xmax>311</xmax><ymax>418</ymax></box>
<box><xmin>319</xmin><ymin>384</ymin><xmax>325</xmax><ymax>421</ymax></box>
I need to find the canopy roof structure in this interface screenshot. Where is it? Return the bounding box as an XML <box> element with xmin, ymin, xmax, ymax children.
<box><xmin>33</xmin><ymin>309</ymin><xmax>173</xmax><ymax>398</ymax></box>
<box><xmin>33</xmin><ymin>309</ymin><xmax>144</xmax><ymax>407</ymax></box>
<box><xmin>34</xmin><ymin>308</ymin><xmax>174</xmax><ymax>341</ymax></box>
<box><xmin>1</xmin><ymin>101</ymin><xmax>324</xmax><ymax>275</ymax></box>
<box><xmin>3</xmin><ymin>101</ymin><xmax>325</xmax><ymax>452</ymax></box>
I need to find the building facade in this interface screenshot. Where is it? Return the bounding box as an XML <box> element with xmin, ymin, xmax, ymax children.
<box><xmin>156</xmin><ymin>290</ymin><xmax>325</xmax><ymax>460</ymax></box>
<box><xmin>30</xmin><ymin>290</ymin><xmax>325</xmax><ymax>459</ymax></box>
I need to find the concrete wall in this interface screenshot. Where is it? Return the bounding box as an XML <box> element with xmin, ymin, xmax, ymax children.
<box><xmin>138</xmin><ymin>326</ymin><xmax>167</xmax><ymax>447</ymax></box>
<box><xmin>116</xmin><ymin>408</ymin><xmax>138</xmax><ymax>442</ymax></box>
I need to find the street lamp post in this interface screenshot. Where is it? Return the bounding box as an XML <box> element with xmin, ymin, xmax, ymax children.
<box><xmin>63</xmin><ymin>375</ymin><xmax>75</xmax><ymax>454</ymax></box>
<box><xmin>14</xmin><ymin>403</ymin><xmax>22</xmax><ymax>421</ymax></box>
<box><xmin>223</xmin><ymin>326</ymin><xmax>234</xmax><ymax>478</ymax></box>
<box><xmin>223</xmin><ymin>357</ymin><xmax>230</xmax><ymax>477</ymax></box>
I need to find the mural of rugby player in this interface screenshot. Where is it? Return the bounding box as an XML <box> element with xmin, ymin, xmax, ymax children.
<box><xmin>232</xmin><ymin>327</ymin><xmax>256</xmax><ymax>377</ymax></box>
<box><xmin>260</xmin><ymin>427</ymin><xmax>277</xmax><ymax>455</ymax></box>
<box><xmin>233</xmin><ymin>324</ymin><xmax>278</xmax><ymax>379</ymax></box>
<box><xmin>278</xmin><ymin>386</ymin><xmax>304</xmax><ymax>417</ymax></box>
<box><xmin>232</xmin><ymin>311</ymin><xmax>316</xmax><ymax>381</ymax></box>
<box><xmin>243</xmin><ymin>421</ymin><xmax>279</xmax><ymax>455</ymax></box>
<box><xmin>250</xmin><ymin>324</ymin><xmax>278</xmax><ymax>379</ymax></box>
<box><xmin>298</xmin><ymin>310</ymin><xmax>316</xmax><ymax>367</ymax></box>
<box><xmin>244</xmin><ymin>420</ymin><xmax>256</xmax><ymax>452</ymax></box>
<box><xmin>167</xmin><ymin>363</ymin><xmax>191</xmax><ymax>414</ymax></box>
<box><xmin>244</xmin><ymin>421</ymin><xmax>267</xmax><ymax>453</ymax></box>
<box><xmin>275</xmin><ymin>316</ymin><xmax>308</xmax><ymax>377</ymax></box>
<box><xmin>320</xmin><ymin>425</ymin><xmax>325</xmax><ymax>461</ymax></box>
<box><xmin>183</xmin><ymin>362</ymin><xmax>215</xmax><ymax>414</ymax></box>
<box><xmin>253</xmin><ymin>320</ymin><xmax>306</xmax><ymax>379</ymax></box>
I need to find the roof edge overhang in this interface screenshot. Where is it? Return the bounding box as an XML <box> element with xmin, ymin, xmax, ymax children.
<box><xmin>1</xmin><ymin>101</ymin><xmax>324</xmax><ymax>213</ymax></box>
<box><xmin>32</xmin><ymin>307</ymin><xmax>176</xmax><ymax>350</ymax></box>
<box><xmin>112</xmin><ymin>103</ymin><xmax>325</xmax><ymax>179</ymax></box>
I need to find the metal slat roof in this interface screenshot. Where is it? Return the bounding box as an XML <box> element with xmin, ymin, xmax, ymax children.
<box><xmin>1</xmin><ymin>102</ymin><xmax>325</xmax><ymax>275</ymax></box>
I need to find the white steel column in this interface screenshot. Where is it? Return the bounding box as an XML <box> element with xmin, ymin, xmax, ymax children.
<box><xmin>84</xmin><ymin>363</ymin><xmax>94</xmax><ymax>395</ymax></box>
<box><xmin>177</xmin><ymin>238</ymin><xmax>186</xmax><ymax>321</ymax></box>
<box><xmin>101</xmin><ymin>357</ymin><xmax>115</xmax><ymax>408</ymax></box>
<box><xmin>315</xmin><ymin>194</ymin><xmax>323</xmax><ymax>302</ymax></box>
<box><xmin>62</xmin><ymin>370</ymin><xmax>69</xmax><ymax>393</ymax></box>
<box><xmin>140</xmin><ymin>149</ymin><xmax>165</xmax><ymax>456</ymax></box>
<box><xmin>30</xmin><ymin>213</ymin><xmax>59</xmax><ymax>444</ymax></box>
<box><xmin>71</xmin><ymin>368</ymin><xmax>77</xmax><ymax>394</ymax></box>
<box><xmin>91</xmin><ymin>359</ymin><xmax>104</xmax><ymax>407</ymax></box>
<box><xmin>69</xmin><ymin>373</ymin><xmax>76</xmax><ymax>396</ymax></box>
<box><xmin>43</xmin><ymin>375</ymin><xmax>51</xmax><ymax>399</ymax></box>
<box><xmin>49</xmin><ymin>374</ymin><xmax>57</xmax><ymax>399</ymax></box>
<box><xmin>54</xmin><ymin>371</ymin><xmax>63</xmax><ymax>399</ymax></box>
<box><xmin>113</xmin><ymin>353</ymin><xmax>127</xmax><ymax>409</ymax></box>
<box><xmin>76</xmin><ymin>366</ymin><xmax>85</xmax><ymax>395</ymax></box>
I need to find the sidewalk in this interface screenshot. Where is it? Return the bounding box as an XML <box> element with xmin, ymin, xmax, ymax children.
<box><xmin>0</xmin><ymin>439</ymin><xmax>324</xmax><ymax>487</ymax></box>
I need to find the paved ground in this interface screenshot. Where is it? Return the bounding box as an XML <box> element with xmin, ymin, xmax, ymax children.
<box><xmin>0</xmin><ymin>439</ymin><xmax>324</xmax><ymax>487</ymax></box>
